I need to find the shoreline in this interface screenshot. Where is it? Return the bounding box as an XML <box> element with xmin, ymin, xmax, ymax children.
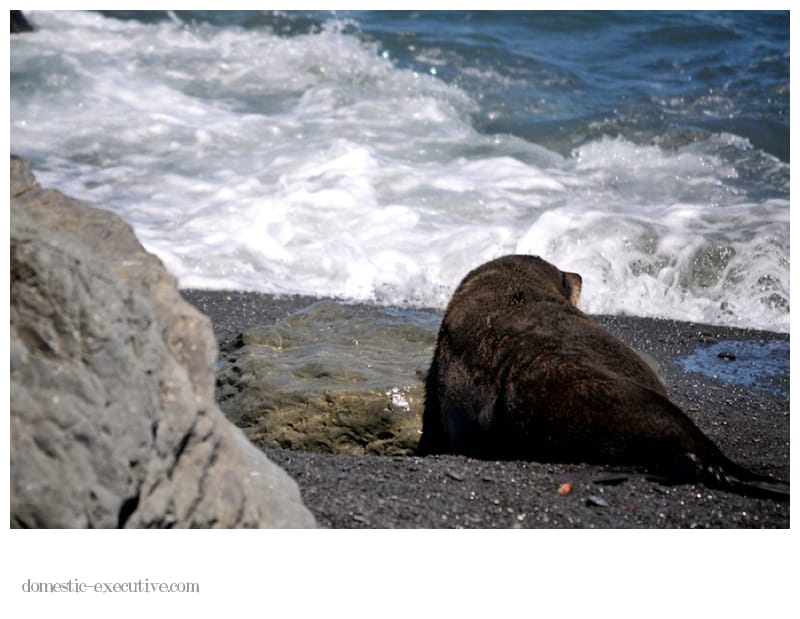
<box><xmin>181</xmin><ymin>288</ymin><xmax>789</xmax><ymax>528</ymax></box>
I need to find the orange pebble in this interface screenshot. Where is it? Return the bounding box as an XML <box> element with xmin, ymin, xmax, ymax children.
<box><xmin>557</xmin><ymin>482</ymin><xmax>572</xmax><ymax>495</ymax></box>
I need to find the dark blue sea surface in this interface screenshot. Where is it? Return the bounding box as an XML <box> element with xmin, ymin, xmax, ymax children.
<box><xmin>101</xmin><ymin>10</ymin><xmax>789</xmax><ymax>163</ymax></box>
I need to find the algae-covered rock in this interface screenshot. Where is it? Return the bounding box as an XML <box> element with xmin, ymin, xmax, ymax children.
<box><xmin>217</xmin><ymin>300</ymin><xmax>439</xmax><ymax>455</ymax></box>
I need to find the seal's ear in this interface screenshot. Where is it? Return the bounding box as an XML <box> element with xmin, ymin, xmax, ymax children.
<box><xmin>562</xmin><ymin>271</ymin><xmax>582</xmax><ymax>307</ymax></box>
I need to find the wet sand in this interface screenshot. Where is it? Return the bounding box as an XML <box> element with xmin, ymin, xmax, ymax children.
<box><xmin>181</xmin><ymin>289</ymin><xmax>789</xmax><ymax>528</ymax></box>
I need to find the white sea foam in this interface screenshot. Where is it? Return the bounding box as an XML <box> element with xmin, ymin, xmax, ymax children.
<box><xmin>11</xmin><ymin>11</ymin><xmax>790</xmax><ymax>332</ymax></box>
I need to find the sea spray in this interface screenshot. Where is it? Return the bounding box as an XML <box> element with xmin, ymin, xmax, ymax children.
<box><xmin>11</xmin><ymin>10</ymin><xmax>789</xmax><ymax>331</ymax></box>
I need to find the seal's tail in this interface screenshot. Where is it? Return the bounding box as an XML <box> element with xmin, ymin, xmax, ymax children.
<box><xmin>683</xmin><ymin>452</ymin><xmax>790</xmax><ymax>502</ymax></box>
<box><xmin>706</xmin><ymin>464</ymin><xmax>789</xmax><ymax>501</ymax></box>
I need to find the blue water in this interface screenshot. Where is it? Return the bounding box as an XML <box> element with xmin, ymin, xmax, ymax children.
<box><xmin>10</xmin><ymin>10</ymin><xmax>790</xmax><ymax>331</ymax></box>
<box><xmin>676</xmin><ymin>339</ymin><xmax>789</xmax><ymax>396</ymax></box>
<box><xmin>352</xmin><ymin>10</ymin><xmax>789</xmax><ymax>163</ymax></box>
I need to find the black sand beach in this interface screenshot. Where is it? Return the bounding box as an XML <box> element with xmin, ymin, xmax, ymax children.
<box><xmin>182</xmin><ymin>289</ymin><xmax>789</xmax><ymax>528</ymax></box>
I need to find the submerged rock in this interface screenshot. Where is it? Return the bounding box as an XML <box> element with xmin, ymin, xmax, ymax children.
<box><xmin>10</xmin><ymin>155</ymin><xmax>315</xmax><ymax>528</ymax></box>
<box><xmin>217</xmin><ymin>300</ymin><xmax>439</xmax><ymax>455</ymax></box>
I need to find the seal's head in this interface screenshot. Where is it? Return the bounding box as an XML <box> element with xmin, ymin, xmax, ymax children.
<box><xmin>522</xmin><ymin>255</ymin><xmax>583</xmax><ymax>307</ymax></box>
<box><xmin>458</xmin><ymin>254</ymin><xmax>582</xmax><ymax>308</ymax></box>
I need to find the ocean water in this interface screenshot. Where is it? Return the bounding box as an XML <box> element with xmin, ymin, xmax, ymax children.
<box><xmin>10</xmin><ymin>10</ymin><xmax>790</xmax><ymax>332</ymax></box>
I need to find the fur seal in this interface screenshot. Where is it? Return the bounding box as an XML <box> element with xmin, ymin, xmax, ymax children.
<box><xmin>419</xmin><ymin>254</ymin><xmax>788</xmax><ymax>500</ymax></box>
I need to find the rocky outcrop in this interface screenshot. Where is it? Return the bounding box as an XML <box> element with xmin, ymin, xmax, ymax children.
<box><xmin>10</xmin><ymin>155</ymin><xmax>315</xmax><ymax>528</ymax></box>
<box><xmin>216</xmin><ymin>300</ymin><xmax>436</xmax><ymax>456</ymax></box>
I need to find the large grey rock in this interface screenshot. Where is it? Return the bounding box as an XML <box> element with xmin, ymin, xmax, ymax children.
<box><xmin>10</xmin><ymin>155</ymin><xmax>315</xmax><ymax>528</ymax></box>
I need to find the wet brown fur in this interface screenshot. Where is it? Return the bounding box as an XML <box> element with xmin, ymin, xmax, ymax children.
<box><xmin>419</xmin><ymin>255</ymin><xmax>788</xmax><ymax>499</ymax></box>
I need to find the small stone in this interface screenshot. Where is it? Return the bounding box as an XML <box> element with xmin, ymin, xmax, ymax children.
<box><xmin>586</xmin><ymin>495</ymin><xmax>609</xmax><ymax>508</ymax></box>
